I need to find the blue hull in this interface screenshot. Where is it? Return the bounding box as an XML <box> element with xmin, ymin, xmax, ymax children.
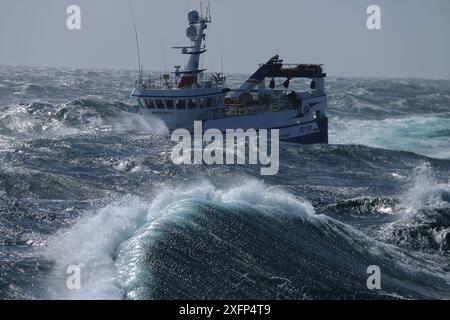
<box><xmin>283</xmin><ymin>117</ymin><xmax>328</xmax><ymax>144</ymax></box>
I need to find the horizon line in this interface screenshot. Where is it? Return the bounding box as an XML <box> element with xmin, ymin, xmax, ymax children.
<box><xmin>1</xmin><ymin>63</ymin><xmax>450</xmax><ymax>82</ymax></box>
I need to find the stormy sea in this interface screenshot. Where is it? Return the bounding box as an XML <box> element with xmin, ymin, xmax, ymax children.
<box><xmin>0</xmin><ymin>65</ymin><xmax>449</xmax><ymax>300</ymax></box>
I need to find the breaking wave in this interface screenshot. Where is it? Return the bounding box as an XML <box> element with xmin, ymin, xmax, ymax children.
<box><xmin>330</xmin><ymin>116</ymin><xmax>450</xmax><ymax>159</ymax></box>
<box><xmin>380</xmin><ymin>163</ymin><xmax>450</xmax><ymax>252</ymax></box>
<box><xmin>41</xmin><ymin>179</ymin><xmax>450</xmax><ymax>300</ymax></box>
<box><xmin>0</xmin><ymin>99</ymin><xmax>167</xmax><ymax>138</ymax></box>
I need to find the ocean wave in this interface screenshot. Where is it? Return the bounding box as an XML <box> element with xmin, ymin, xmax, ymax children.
<box><xmin>115</xmin><ymin>180</ymin><xmax>450</xmax><ymax>299</ymax></box>
<box><xmin>40</xmin><ymin>179</ymin><xmax>450</xmax><ymax>300</ymax></box>
<box><xmin>379</xmin><ymin>163</ymin><xmax>450</xmax><ymax>252</ymax></box>
<box><xmin>322</xmin><ymin>197</ymin><xmax>399</xmax><ymax>217</ymax></box>
<box><xmin>330</xmin><ymin>115</ymin><xmax>450</xmax><ymax>159</ymax></box>
<box><xmin>328</xmin><ymin>78</ymin><xmax>450</xmax><ymax>119</ymax></box>
<box><xmin>0</xmin><ymin>99</ymin><xmax>168</xmax><ymax>138</ymax></box>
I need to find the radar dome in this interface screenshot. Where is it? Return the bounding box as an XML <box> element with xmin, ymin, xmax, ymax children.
<box><xmin>186</xmin><ymin>25</ymin><xmax>198</xmax><ymax>41</ymax></box>
<box><xmin>188</xmin><ymin>10</ymin><xmax>200</xmax><ymax>24</ymax></box>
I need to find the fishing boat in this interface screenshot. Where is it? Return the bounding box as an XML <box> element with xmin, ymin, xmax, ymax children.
<box><xmin>131</xmin><ymin>7</ymin><xmax>328</xmax><ymax>144</ymax></box>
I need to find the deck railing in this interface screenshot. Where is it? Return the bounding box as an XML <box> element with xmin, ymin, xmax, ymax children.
<box><xmin>135</xmin><ymin>73</ymin><xmax>226</xmax><ymax>90</ymax></box>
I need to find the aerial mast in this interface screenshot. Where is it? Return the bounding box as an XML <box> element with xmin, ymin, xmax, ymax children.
<box><xmin>175</xmin><ymin>6</ymin><xmax>211</xmax><ymax>88</ymax></box>
<box><xmin>128</xmin><ymin>0</ymin><xmax>143</xmax><ymax>80</ymax></box>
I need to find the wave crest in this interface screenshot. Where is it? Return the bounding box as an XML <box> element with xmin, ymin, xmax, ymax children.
<box><xmin>380</xmin><ymin>163</ymin><xmax>450</xmax><ymax>252</ymax></box>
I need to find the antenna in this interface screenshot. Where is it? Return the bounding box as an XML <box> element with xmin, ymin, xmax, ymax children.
<box><xmin>208</xmin><ymin>2</ymin><xmax>211</xmax><ymax>21</ymax></box>
<box><xmin>162</xmin><ymin>40</ymin><xmax>167</xmax><ymax>72</ymax></box>
<box><xmin>221</xmin><ymin>33</ymin><xmax>224</xmax><ymax>75</ymax></box>
<box><xmin>128</xmin><ymin>0</ymin><xmax>143</xmax><ymax>80</ymax></box>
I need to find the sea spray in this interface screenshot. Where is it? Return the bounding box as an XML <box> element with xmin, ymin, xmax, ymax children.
<box><xmin>379</xmin><ymin>163</ymin><xmax>450</xmax><ymax>252</ymax></box>
<box><xmin>42</xmin><ymin>196</ymin><xmax>149</xmax><ymax>299</ymax></box>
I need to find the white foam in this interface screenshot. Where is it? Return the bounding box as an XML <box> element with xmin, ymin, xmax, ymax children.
<box><xmin>41</xmin><ymin>179</ymin><xmax>315</xmax><ymax>299</ymax></box>
<box><xmin>42</xmin><ymin>196</ymin><xmax>149</xmax><ymax>300</ymax></box>
<box><xmin>145</xmin><ymin>179</ymin><xmax>315</xmax><ymax>221</ymax></box>
<box><xmin>111</xmin><ymin>112</ymin><xmax>168</xmax><ymax>135</ymax></box>
<box><xmin>380</xmin><ymin>163</ymin><xmax>450</xmax><ymax>250</ymax></box>
<box><xmin>0</xmin><ymin>104</ymin><xmax>80</xmax><ymax>137</ymax></box>
<box><xmin>400</xmin><ymin>162</ymin><xmax>450</xmax><ymax>214</ymax></box>
<box><xmin>0</xmin><ymin>101</ymin><xmax>168</xmax><ymax>139</ymax></box>
<box><xmin>330</xmin><ymin>116</ymin><xmax>450</xmax><ymax>159</ymax></box>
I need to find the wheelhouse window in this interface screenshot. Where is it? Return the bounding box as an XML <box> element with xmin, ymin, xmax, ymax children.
<box><xmin>145</xmin><ymin>99</ymin><xmax>155</xmax><ymax>109</ymax></box>
<box><xmin>165</xmin><ymin>100</ymin><xmax>175</xmax><ymax>109</ymax></box>
<box><xmin>188</xmin><ymin>99</ymin><xmax>196</xmax><ymax>109</ymax></box>
<box><xmin>176</xmin><ymin>100</ymin><xmax>186</xmax><ymax>109</ymax></box>
<box><xmin>212</xmin><ymin>97</ymin><xmax>219</xmax><ymax>107</ymax></box>
<box><xmin>155</xmin><ymin>100</ymin><xmax>165</xmax><ymax>109</ymax></box>
<box><xmin>206</xmin><ymin>97</ymin><xmax>213</xmax><ymax>108</ymax></box>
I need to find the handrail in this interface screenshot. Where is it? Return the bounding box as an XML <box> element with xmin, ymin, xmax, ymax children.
<box><xmin>135</xmin><ymin>72</ymin><xmax>226</xmax><ymax>90</ymax></box>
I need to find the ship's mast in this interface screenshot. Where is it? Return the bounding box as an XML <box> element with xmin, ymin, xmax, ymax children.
<box><xmin>175</xmin><ymin>5</ymin><xmax>211</xmax><ymax>88</ymax></box>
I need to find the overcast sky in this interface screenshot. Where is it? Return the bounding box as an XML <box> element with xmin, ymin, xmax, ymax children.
<box><xmin>1</xmin><ymin>0</ymin><xmax>449</xmax><ymax>79</ymax></box>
